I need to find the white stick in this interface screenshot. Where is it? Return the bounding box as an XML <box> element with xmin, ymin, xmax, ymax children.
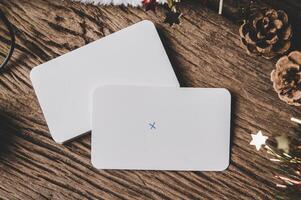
<box><xmin>218</xmin><ymin>0</ymin><xmax>223</xmax><ymax>15</ymax></box>
<box><xmin>291</xmin><ymin>117</ymin><xmax>301</xmax><ymax>125</ymax></box>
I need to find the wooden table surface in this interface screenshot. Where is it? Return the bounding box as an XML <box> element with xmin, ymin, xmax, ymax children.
<box><xmin>1</xmin><ymin>0</ymin><xmax>301</xmax><ymax>199</ymax></box>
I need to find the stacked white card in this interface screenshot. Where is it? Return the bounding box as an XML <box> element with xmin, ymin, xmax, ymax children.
<box><xmin>30</xmin><ymin>20</ymin><xmax>231</xmax><ymax>171</ymax></box>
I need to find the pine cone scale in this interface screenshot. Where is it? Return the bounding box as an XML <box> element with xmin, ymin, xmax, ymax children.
<box><xmin>251</xmin><ymin>13</ymin><xmax>264</xmax><ymax>28</ymax></box>
<box><xmin>266</xmin><ymin>35</ymin><xmax>278</xmax><ymax>45</ymax></box>
<box><xmin>266</xmin><ymin>9</ymin><xmax>278</xmax><ymax>20</ymax></box>
<box><xmin>277</xmin><ymin>10</ymin><xmax>288</xmax><ymax>24</ymax></box>
<box><xmin>273</xmin><ymin>40</ymin><xmax>291</xmax><ymax>54</ymax></box>
<box><xmin>274</xmin><ymin>19</ymin><xmax>283</xmax><ymax>29</ymax></box>
<box><xmin>281</xmin><ymin>25</ymin><xmax>292</xmax><ymax>40</ymax></box>
<box><xmin>256</xmin><ymin>43</ymin><xmax>272</xmax><ymax>54</ymax></box>
<box><xmin>289</xmin><ymin>51</ymin><xmax>301</xmax><ymax>65</ymax></box>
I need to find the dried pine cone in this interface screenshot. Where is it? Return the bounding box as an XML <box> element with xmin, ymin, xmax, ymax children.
<box><xmin>271</xmin><ymin>51</ymin><xmax>301</xmax><ymax>106</ymax></box>
<box><xmin>239</xmin><ymin>9</ymin><xmax>292</xmax><ymax>59</ymax></box>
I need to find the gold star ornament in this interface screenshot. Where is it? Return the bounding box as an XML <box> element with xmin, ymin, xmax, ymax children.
<box><xmin>275</xmin><ymin>134</ymin><xmax>290</xmax><ymax>153</ymax></box>
<box><xmin>250</xmin><ymin>131</ymin><xmax>268</xmax><ymax>151</ymax></box>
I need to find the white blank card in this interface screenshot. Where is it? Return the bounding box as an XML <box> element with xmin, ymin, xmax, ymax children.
<box><xmin>30</xmin><ymin>20</ymin><xmax>179</xmax><ymax>143</ymax></box>
<box><xmin>92</xmin><ymin>86</ymin><xmax>231</xmax><ymax>171</ymax></box>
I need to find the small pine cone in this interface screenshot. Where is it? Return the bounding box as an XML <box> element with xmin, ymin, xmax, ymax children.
<box><xmin>271</xmin><ymin>51</ymin><xmax>301</xmax><ymax>106</ymax></box>
<box><xmin>239</xmin><ymin>9</ymin><xmax>292</xmax><ymax>59</ymax></box>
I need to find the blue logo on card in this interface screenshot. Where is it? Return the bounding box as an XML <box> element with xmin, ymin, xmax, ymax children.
<box><xmin>149</xmin><ymin>122</ymin><xmax>156</xmax><ymax>130</ymax></box>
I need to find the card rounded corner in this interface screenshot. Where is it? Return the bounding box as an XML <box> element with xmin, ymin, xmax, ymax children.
<box><xmin>52</xmin><ymin>135</ymin><xmax>65</xmax><ymax>145</ymax></box>
<box><xmin>90</xmin><ymin>156</ymin><xmax>99</xmax><ymax>169</ymax></box>
<box><xmin>29</xmin><ymin>67</ymin><xmax>39</xmax><ymax>81</ymax></box>
<box><xmin>218</xmin><ymin>159</ymin><xmax>230</xmax><ymax>171</ymax></box>
<box><xmin>140</xmin><ymin>19</ymin><xmax>155</xmax><ymax>28</ymax></box>
<box><xmin>220</xmin><ymin>88</ymin><xmax>231</xmax><ymax>97</ymax></box>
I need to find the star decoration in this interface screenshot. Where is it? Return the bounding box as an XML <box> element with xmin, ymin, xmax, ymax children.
<box><xmin>250</xmin><ymin>131</ymin><xmax>268</xmax><ymax>151</ymax></box>
<box><xmin>164</xmin><ymin>9</ymin><xmax>182</xmax><ymax>26</ymax></box>
<box><xmin>143</xmin><ymin>0</ymin><xmax>157</xmax><ymax>11</ymax></box>
<box><xmin>275</xmin><ymin>134</ymin><xmax>290</xmax><ymax>153</ymax></box>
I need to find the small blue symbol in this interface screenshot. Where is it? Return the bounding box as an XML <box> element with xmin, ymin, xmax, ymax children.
<box><xmin>149</xmin><ymin>122</ymin><xmax>156</xmax><ymax>130</ymax></box>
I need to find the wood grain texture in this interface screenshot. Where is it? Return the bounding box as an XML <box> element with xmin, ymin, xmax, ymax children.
<box><xmin>0</xmin><ymin>0</ymin><xmax>301</xmax><ymax>199</ymax></box>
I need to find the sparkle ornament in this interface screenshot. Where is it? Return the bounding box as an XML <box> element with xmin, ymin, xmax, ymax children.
<box><xmin>143</xmin><ymin>0</ymin><xmax>157</xmax><ymax>11</ymax></box>
<box><xmin>250</xmin><ymin>130</ymin><xmax>268</xmax><ymax>151</ymax></box>
<box><xmin>248</xmin><ymin>119</ymin><xmax>301</xmax><ymax>195</ymax></box>
<box><xmin>164</xmin><ymin>6</ymin><xmax>182</xmax><ymax>26</ymax></box>
<box><xmin>291</xmin><ymin>117</ymin><xmax>301</xmax><ymax>125</ymax></box>
<box><xmin>275</xmin><ymin>134</ymin><xmax>290</xmax><ymax>153</ymax></box>
<box><xmin>72</xmin><ymin>0</ymin><xmax>224</xmax><ymax>25</ymax></box>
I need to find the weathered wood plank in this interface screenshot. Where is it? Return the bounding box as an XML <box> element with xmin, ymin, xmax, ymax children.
<box><xmin>0</xmin><ymin>0</ymin><xmax>300</xmax><ymax>199</ymax></box>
